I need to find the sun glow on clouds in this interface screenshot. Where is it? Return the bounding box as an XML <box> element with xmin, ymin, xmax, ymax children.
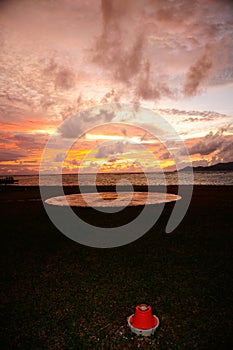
<box><xmin>0</xmin><ymin>0</ymin><xmax>233</xmax><ymax>174</ymax></box>
<box><xmin>28</xmin><ymin>128</ymin><xmax>58</xmax><ymax>136</ymax></box>
<box><xmin>51</xmin><ymin>122</ymin><xmax>178</xmax><ymax>174</ymax></box>
<box><xmin>85</xmin><ymin>133</ymin><xmax>141</xmax><ymax>143</ymax></box>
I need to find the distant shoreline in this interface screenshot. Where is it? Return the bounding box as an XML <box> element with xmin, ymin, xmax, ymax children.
<box><xmin>1</xmin><ymin>161</ymin><xmax>233</xmax><ymax>177</ymax></box>
<box><xmin>1</xmin><ymin>170</ymin><xmax>232</xmax><ymax>187</ymax></box>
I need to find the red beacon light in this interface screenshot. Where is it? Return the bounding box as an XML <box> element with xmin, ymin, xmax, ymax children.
<box><xmin>127</xmin><ymin>304</ymin><xmax>159</xmax><ymax>336</ymax></box>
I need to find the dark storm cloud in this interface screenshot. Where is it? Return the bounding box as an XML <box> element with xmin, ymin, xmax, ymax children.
<box><xmin>189</xmin><ymin>132</ymin><xmax>224</xmax><ymax>156</ymax></box>
<box><xmin>183</xmin><ymin>129</ymin><xmax>233</xmax><ymax>163</ymax></box>
<box><xmin>94</xmin><ymin>24</ymin><xmax>145</xmax><ymax>84</ymax></box>
<box><xmin>95</xmin><ymin>1</ymin><xmax>167</xmax><ymax>104</ymax></box>
<box><xmin>43</xmin><ymin>58</ymin><xmax>76</xmax><ymax>90</ymax></box>
<box><xmin>95</xmin><ymin>0</ymin><xmax>233</xmax><ymax>101</ymax></box>
<box><xmin>136</xmin><ymin>61</ymin><xmax>173</xmax><ymax>101</ymax></box>
<box><xmin>101</xmin><ymin>0</ymin><xmax>114</xmax><ymax>27</ymax></box>
<box><xmin>55</xmin><ymin>67</ymin><xmax>75</xmax><ymax>90</ymax></box>
<box><xmin>183</xmin><ymin>48</ymin><xmax>213</xmax><ymax>97</ymax></box>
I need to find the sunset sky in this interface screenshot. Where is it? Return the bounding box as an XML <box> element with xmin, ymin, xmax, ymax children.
<box><xmin>0</xmin><ymin>0</ymin><xmax>233</xmax><ymax>174</ymax></box>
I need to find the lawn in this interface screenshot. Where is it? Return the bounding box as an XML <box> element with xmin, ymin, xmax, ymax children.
<box><xmin>0</xmin><ymin>186</ymin><xmax>232</xmax><ymax>349</ymax></box>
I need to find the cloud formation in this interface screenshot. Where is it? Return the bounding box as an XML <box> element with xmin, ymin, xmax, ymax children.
<box><xmin>95</xmin><ymin>141</ymin><xmax>126</xmax><ymax>159</ymax></box>
<box><xmin>58</xmin><ymin>108</ymin><xmax>117</xmax><ymax>138</ymax></box>
<box><xmin>93</xmin><ymin>0</ymin><xmax>233</xmax><ymax>102</ymax></box>
<box><xmin>183</xmin><ymin>48</ymin><xmax>213</xmax><ymax>97</ymax></box>
<box><xmin>43</xmin><ymin>59</ymin><xmax>76</xmax><ymax>91</ymax></box>
<box><xmin>185</xmin><ymin>129</ymin><xmax>233</xmax><ymax>163</ymax></box>
<box><xmin>0</xmin><ymin>149</ymin><xmax>26</xmax><ymax>162</ymax></box>
<box><xmin>0</xmin><ymin>0</ymin><xmax>233</xmax><ymax>173</ymax></box>
<box><xmin>0</xmin><ymin>0</ymin><xmax>232</xmax><ymax>119</ymax></box>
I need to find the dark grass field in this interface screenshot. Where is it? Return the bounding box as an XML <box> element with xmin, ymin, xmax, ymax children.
<box><xmin>0</xmin><ymin>186</ymin><xmax>233</xmax><ymax>349</ymax></box>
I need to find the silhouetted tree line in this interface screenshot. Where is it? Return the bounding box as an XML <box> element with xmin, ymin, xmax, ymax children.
<box><xmin>0</xmin><ymin>176</ymin><xmax>18</xmax><ymax>185</ymax></box>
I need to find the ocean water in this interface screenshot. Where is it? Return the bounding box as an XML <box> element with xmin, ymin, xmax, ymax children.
<box><xmin>10</xmin><ymin>171</ymin><xmax>233</xmax><ymax>187</ymax></box>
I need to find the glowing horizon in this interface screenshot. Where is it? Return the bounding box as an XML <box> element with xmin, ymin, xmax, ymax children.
<box><xmin>0</xmin><ymin>1</ymin><xmax>232</xmax><ymax>175</ymax></box>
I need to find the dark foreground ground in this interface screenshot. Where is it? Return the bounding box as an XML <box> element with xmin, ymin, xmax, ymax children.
<box><xmin>0</xmin><ymin>185</ymin><xmax>232</xmax><ymax>350</ymax></box>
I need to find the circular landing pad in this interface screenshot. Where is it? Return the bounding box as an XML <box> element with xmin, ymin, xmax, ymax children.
<box><xmin>45</xmin><ymin>191</ymin><xmax>181</xmax><ymax>207</ymax></box>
